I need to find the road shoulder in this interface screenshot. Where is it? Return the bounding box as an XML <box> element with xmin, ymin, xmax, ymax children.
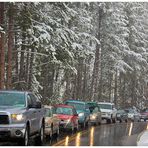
<box><xmin>137</xmin><ymin>130</ymin><xmax>148</xmax><ymax>146</ymax></box>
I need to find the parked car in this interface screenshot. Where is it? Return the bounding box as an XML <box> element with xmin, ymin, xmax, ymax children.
<box><xmin>0</xmin><ymin>90</ymin><xmax>45</xmax><ymax>146</ymax></box>
<box><xmin>125</xmin><ymin>108</ymin><xmax>141</xmax><ymax>122</ymax></box>
<box><xmin>54</xmin><ymin>104</ymin><xmax>79</xmax><ymax>132</ymax></box>
<box><xmin>44</xmin><ymin>105</ymin><xmax>60</xmax><ymax>139</ymax></box>
<box><xmin>87</xmin><ymin>102</ymin><xmax>101</xmax><ymax>125</ymax></box>
<box><xmin>98</xmin><ymin>102</ymin><xmax>117</xmax><ymax>124</ymax></box>
<box><xmin>64</xmin><ymin>100</ymin><xmax>90</xmax><ymax>128</ymax></box>
<box><xmin>116</xmin><ymin>109</ymin><xmax>128</xmax><ymax>123</ymax></box>
<box><xmin>140</xmin><ymin>108</ymin><xmax>148</xmax><ymax>122</ymax></box>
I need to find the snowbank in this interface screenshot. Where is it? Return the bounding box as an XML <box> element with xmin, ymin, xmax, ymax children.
<box><xmin>137</xmin><ymin>130</ymin><xmax>148</xmax><ymax>146</ymax></box>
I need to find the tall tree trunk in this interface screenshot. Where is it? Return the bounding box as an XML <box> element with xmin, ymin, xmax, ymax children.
<box><xmin>0</xmin><ymin>3</ymin><xmax>5</xmax><ymax>89</ymax></box>
<box><xmin>114</xmin><ymin>69</ymin><xmax>118</xmax><ymax>106</ymax></box>
<box><xmin>7</xmin><ymin>3</ymin><xmax>14</xmax><ymax>89</ymax></box>
<box><xmin>91</xmin><ymin>5</ymin><xmax>102</xmax><ymax>101</ymax></box>
<box><xmin>28</xmin><ymin>48</ymin><xmax>34</xmax><ymax>90</ymax></box>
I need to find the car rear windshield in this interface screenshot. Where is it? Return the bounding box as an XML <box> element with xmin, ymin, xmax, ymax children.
<box><xmin>65</xmin><ymin>102</ymin><xmax>85</xmax><ymax>110</ymax></box>
<box><xmin>55</xmin><ymin>107</ymin><xmax>73</xmax><ymax>115</ymax></box>
<box><xmin>98</xmin><ymin>104</ymin><xmax>112</xmax><ymax>109</ymax></box>
<box><xmin>0</xmin><ymin>92</ymin><xmax>26</xmax><ymax>107</ymax></box>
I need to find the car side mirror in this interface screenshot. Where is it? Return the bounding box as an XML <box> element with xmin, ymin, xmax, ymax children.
<box><xmin>28</xmin><ymin>104</ymin><xmax>33</xmax><ymax>108</ymax></box>
<box><xmin>36</xmin><ymin>101</ymin><xmax>42</xmax><ymax>108</ymax></box>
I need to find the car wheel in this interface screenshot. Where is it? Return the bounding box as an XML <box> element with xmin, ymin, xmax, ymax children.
<box><xmin>144</xmin><ymin>119</ymin><xmax>146</xmax><ymax>122</ymax></box>
<box><xmin>125</xmin><ymin>119</ymin><xmax>128</xmax><ymax>123</ymax></box>
<box><xmin>107</xmin><ymin>119</ymin><xmax>111</xmax><ymax>124</ymax></box>
<box><xmin>120</xmin><ymin>119</ymin><xmax>122</xmax><ymax>123</ymax></box>
<box><xmin>35</xmin><ymin>124</ymin><xmax>45</xmax><ymax>145</ymax></box>
<box><xmin>112</xmin><ymin>118</ymin><xmax>116</xmax><ymax>123</ymax></box>
<box><xmin>18</xmin><ymin>126</ymin><xmax>30</xmax><ymax>146</ymax></box>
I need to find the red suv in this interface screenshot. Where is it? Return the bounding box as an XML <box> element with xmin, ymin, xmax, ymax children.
<box><xmin>54</xmin><ymin>104</ymin><xmax>79</xmax><ymax>132</ymax></box>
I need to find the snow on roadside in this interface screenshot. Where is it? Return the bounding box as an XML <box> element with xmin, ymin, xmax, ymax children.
<box><xmin>137</xmin><ymin>130</ymin><xmax>148</xmax><ymax>146</ymax></box>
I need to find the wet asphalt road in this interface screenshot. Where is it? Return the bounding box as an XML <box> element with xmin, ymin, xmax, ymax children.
<box><xmin>50</xmin><ymin>121</ymin><xmax>148</xmax><ymax>146</ymax></box>
<box><xmin>0</xmin><ymin>121</ymin><xmax>148</xmax><ymax>146</ymax></box>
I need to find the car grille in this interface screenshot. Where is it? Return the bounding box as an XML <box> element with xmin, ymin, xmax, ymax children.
<box><xmin>0</xmin><ymin>131</ymin><xmax>10</xmax><ymax>138</ymax></box>
<box><xmin>0</xmin><ymin>115</ymin><xmax>9</xmax><ymax>124</ymax></box>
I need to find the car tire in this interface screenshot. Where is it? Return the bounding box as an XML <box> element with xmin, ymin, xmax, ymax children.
<box><xmin>35</xmin><ymin>124</ymin><xmax>45</xmax><ymax>146</ymax></box>
<box><xmin>112</xmin><ymin>118</ymin><xmax>116</xmax><ymax>123</ymax></box>
<box><xmin>18</xmin><ymin>126</ymin><xmax>30</xmax><ymax>146</ymax></box>
<box><xmin>107</xmin><ymin>119</ymin><xmax>111</xmax><ymax>124</ymax></box>
<box><xmin>144</xmin><ymin>119</ymin><xmax>146</xmax><ymax>122</ymax></box>
<box><xmin>120</xmin><ymin>119</ymin><xmax>122</xmax><ymax>123</ymax></box>
<box><xmin>125</xmin><ymin>119</ymin><xmax>128</xmax><ymax>123</ymax></box>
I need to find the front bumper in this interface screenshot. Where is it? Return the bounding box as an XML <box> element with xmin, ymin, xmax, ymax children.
<box><xmin>140</xmin><ymin>115</ymin><xmax>148</xmax><ymax>120</ymax></box>
<box><xmin>0</xmin><ymin>123</ymin><xmax>26</xmax><ymax>140</ymax></box>
<box><xmin>101</xmin><ymin>113</ymin><xmax>111</xmax><ymax>120</ymax></box>
<box><xmin>59</xmin><ymin>121</ymin><xmax>73</xmax><ymax>129</ymax></box>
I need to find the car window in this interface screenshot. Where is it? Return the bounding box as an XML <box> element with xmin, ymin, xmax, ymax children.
<box><xmin>29</xmin><ymin>94</ymin><xmax>37</xmax><ymax>107</ymax></box>
<box><xmin>98</xmin><ymin>104</ymin><xmax>112</xmax><ymax>109</ymax></box>
<box><xmin>27</xmin><ymin>95</ymin><xmax>32</xmax><ymax>106</ymax></box>
<box><xmin>0</xmin><ymin>92</ymin><xmax>26</xmax><ymax>107</ymax></box>
<box><xmin>55</xmin><ymin>107</ymin><xmax>74</xmax><ymax>115</ymax></box>
<box><xmin>93</xmin><ymin>107</ymin><xmax>99</xmax><ymax>113</ymax></box>
<box><xmin>66</xmin><ymin>102</ymin><xmax>85</xmax><ymax>110</ymax></box>
<box><xmin>73</xmin><ymin>108</ymin><xmax>77</xmax><ymax>115</ymax></box>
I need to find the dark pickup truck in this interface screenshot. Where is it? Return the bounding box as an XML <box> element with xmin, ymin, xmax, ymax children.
<box><xmin>0</xmin><ymin>90</ymin><xmax>45</xmax><ymax>145</ymax></box>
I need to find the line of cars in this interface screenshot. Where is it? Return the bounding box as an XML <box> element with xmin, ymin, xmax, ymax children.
<box><xmin>0</xmin><ymin>90</ymin><xmax>147</xmax><ymax>146</ymax></box>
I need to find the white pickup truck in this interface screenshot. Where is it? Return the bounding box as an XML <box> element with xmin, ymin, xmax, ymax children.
<box><xmin>98</xmin><ymin>102</ymin><xmax>117</xmax><ymax>124</ymax></box>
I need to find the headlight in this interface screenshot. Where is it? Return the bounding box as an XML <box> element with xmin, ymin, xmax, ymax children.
<box><xmin>79</xmin><ymin>113</ymin><xmax>84</xmax><ymax>117</ymax></box>
<box><xmin>11</xmin><ymin>114</ymin><xmax>24</xmax><ymax>121</ymax></box>
<box><xmin>91</xmin><ymin>115</ymin><xmax>96</xmax><ymax>119</ymax></box>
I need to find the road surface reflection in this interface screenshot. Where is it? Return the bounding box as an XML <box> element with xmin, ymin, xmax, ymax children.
<box><xmin>75</xmin><ymin>132</ymin><xmax>81</xmax><ymax>146</ymax></box>
<box><xmin>90</xmin><ymin>127</ymin><xmax>94</xmax><ymax>146</ymax></box>
<box><xmin>128</xmin><ymin>122</ymin><xmax>133</xmax><ymax>136</ymax></box>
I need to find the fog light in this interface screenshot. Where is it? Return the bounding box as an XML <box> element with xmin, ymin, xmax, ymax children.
<box><xmin>15</xmin><ymin>130</ymin><xmax>22</xmax><ymax>136</ymax></box>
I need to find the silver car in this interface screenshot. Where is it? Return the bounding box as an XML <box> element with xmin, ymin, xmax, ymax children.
<box><xmin>89</xmin><ymin>106</ymin><xmax>102</xmax><ymax>125</ymax></box>
<box><xmin>125</xmin><ymin>108</ymin><xmax>141</xmax><ymax>122</ymax></box>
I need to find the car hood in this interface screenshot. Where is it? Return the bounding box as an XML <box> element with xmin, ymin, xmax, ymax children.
<box><xmin>76</xmin><ymin>110</ymin><xmax>84</xmax><ymax>114</ymax></box>
<box><xmin>0</xmin><ymin>106</ymin><xmax>26</xmax><ymax>114</ymax></box>
<box><xmin>100</xmin><ymin>109</ymin><xmax>112</xmax><ymax>113</ymax></box>
<box><xmin>57</xmin><ymin>114</ymin><xmax>73</xmax><ymax>120</ymax></box>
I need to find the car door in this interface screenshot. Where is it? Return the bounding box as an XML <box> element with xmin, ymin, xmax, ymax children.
<box><xmin>51</xmin><ymin>107</ymin><xmax>59</xmax><ymax>133</ymax></box>
<box><xmin>27</xmin><ymin>94</ymin><xmax>37</xmax><ymax>134</ymax></box>
<box><xmin>28</xmin><ymin>94</ymin><xmax>39</xmax><ymax>132</ymax></box>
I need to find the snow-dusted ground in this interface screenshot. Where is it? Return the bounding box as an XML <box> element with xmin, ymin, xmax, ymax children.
<box><xmin>137</xmin><ymin>130</ymin><xmax>148</xmax><ymax>146</ymax></box>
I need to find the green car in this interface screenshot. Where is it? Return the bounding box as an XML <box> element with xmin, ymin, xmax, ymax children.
<box><xmin>64</xmin><ymin>100</ymin><xmax>90</xmax><ymax>128</ymax></box>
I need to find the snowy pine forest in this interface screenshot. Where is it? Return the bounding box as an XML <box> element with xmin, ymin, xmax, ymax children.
<box><xmin>0</xmin><ymin>2</ymin><xmax>148</xmax><ymax>109</ymax></box>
